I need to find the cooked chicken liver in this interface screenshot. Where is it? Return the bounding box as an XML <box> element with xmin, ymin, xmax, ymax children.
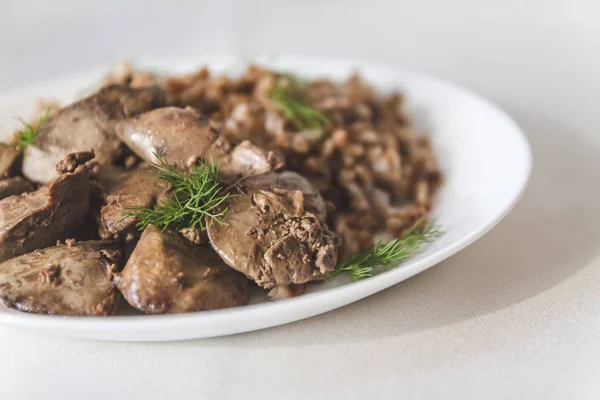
<box><xmin>116</xmin><ymin>227</ymin><xmax>248</xmax><ymax>314</ymax></box>
<box><xmin>0</xmin><ymin>152</ymin><xmax>92</xmax><ymax>262</ymax></box>
<box><xmin>0</xmin><ymin>177</ymin><xmax>35</xmax><ymax>201</ymax></box>
<box><xmin>114</xmin><ymin>106</ymin><xmax>283</xmax><ymax>183</ymax></box>
<box><xmin>241</xmin><ymin>171</ymin><xmax>328</xmax><ymax>221</ymax></box>
<box><xmin>22</xmin><ymin>85</ymin><xmax>165</xmax><ymax>184</ymax></box>
<box><xmin>207</xmin><ymin>171</ymin><xmax>341</xmax><ymax>288</ymax></box>
<box><xmin>91</xmin><ymin>165</ymin><xmax>171</xmax><ymax>240</ymax></box>
<box><xmin>0</xmin><ymin>241</ymin><xmax>120</xmax><ymax>315</ymax></box>
<box><xmin>0</xmin><ymin>144</ymin><xmax>19</xmax><ymax>178</ymax></box>
<box><xmin>218</xmin><ymin>140</ymin><xmax>284</xmax><ymax>183</ymax></box>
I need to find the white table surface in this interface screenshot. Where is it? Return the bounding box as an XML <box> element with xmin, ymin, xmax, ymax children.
<box><xmin>1</xmin><ymin>0</ymin><xmax>599</xmax><ymax>398</ymax></box>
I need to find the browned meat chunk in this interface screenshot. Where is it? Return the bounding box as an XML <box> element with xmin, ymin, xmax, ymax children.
<box><xmin>116</xmin><ymin>227</ymin><xmax>248</xmax><ymax>314</ymax></box>
<box><xmin>0</xmin><ymin>144</ymin><xmax>19</xmax><ymax>177</ymax></box>
<box><xmin>0</xmin><ymin>241</ymin><xmax>120</xmax><ymax>315</ymax></box>
<box><xmin>0</xmin><ymin>177</ymin><xmax>35</xmax><ymax>200</ymax></box>
<box><xmin>207</xmin><ymin>171</ymin><xmax>341</xmax><ymax>289</ymax></box>
<box><xmin>116</xmin><ymin>106</ymin><xmax>228</xmax><ymax>167</ymax></box>
<box><xmin>218</xmin><ymin>140</ymin><xmax>284</xmax><ymax>183</ymax></box>
<box><xmin>22</xmin><ymin>85</ymin><xmax>165</xmax><ymax>184</ymax></box>
<box><xmin>0</xmin><ymin>152</ymin><xmax>92</xmax><ymax>262</ymax></box>
<box><xmin>240</xmin><ymin>171</ymin><xmax>328</xmax><ymax>221</ymax></box>
<box><xmin>114</xmin><ymin>106</ymin><xmax>283</xmax><ymax>183</ymax></box>
<box><xmin>91</xmin><ymin>164</ymin><xmax>170</xmax><ymax>240</ymax></box>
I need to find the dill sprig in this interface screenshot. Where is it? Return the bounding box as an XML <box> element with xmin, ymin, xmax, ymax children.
<box><xmin>270</xmin><ymin>74</ymin><xmax>329</xmax><ymax>137</ymax></box>
<box><xmin>124</xmin><ymin>155</ymin><xmax>231</xmax><ymax>231</ymax></box>
<box><xmin>330</xmin><ymin>220</ymin><xmax>442</xmax><ymax>281</ymax></box>
<box><xmin>15</xmin><ymin>109</ymin><xmax>50</xmax><ymax>151</ymax></box>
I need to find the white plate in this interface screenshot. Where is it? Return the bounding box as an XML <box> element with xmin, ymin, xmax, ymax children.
<box><xmin>0</xmin><ymin>55</ymin><xmax>531</xmax><ymax>341</ymax></box>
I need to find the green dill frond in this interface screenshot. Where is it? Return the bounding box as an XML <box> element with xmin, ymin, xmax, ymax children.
<box><xmin>270</xmin><ymin>74</ymin><xmax>329</xmax><ymax>138</ymax></box>
<box><xmin>124</xmin><ymin>155</ymin><xmax>231</xmax><ymax>232</ymax></box>
<box><xmin>15</xmin><ymin>108</ymin><xmax>50</xmax><ymax>151</ymax></box>
<box><xmin>330</xmin><ymin>220</ymin><xmax>443</xmax><ymax>281</ymax></box>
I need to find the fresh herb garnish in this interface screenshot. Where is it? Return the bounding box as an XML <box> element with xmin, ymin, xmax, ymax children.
<box><xmin>124</xmin><ymin>155</ymin><xmax>231</xmax><ymax>232</ymax></box>
<box><xmin>270</xmin><ymin>74</ymin><xmax>329</xmax><ymax>137</ymax></box>
<box><xmin>15</xmin><ymin>109</ymin><xmax>50</xmax><ymax>151</ymax></box>
<box><xmin>330</xmin><ymin>220</ymin><xmax>442</xmax><ymax>281</ymax></box>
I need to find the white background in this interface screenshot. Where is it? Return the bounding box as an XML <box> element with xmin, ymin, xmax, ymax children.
<box><xmin>0</xmin><ymin>0</ymin><xmax>599</xmax><ymax>398</ymax></box>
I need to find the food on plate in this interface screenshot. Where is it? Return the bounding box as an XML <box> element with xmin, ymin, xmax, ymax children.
<box><xmin>21</xmin><ymin>85</ymin><xmax>165</xmax><ymax>184</ymax></box>
<box><xmin>0</xmin><ymin>241</ymin><xmax>121</xmax><ymax>316</ymax></box>
<box><xmin>114</xmin><ymin>106</ymin><xmax>283</xmax><ymax>183</ymax></box>
<box><xmin>123</xmin><ymin>156</ymin><xmax>232</xmax><ymax>234</ymax></box>
<box><xmin>207</xmin><ymin>171</ymin><xmax>340</xmax><ymax>289</ymax></box>
<box><xmin>116</xmin><ymin>226</ymin><xmax>249</xmax><ymax>314</ymax></box>
<box><xmin>330</xmin><ymin>223</ymin><xmax>442</xmax><ymax>281</ymax></box>
<box><xmin>92</xmin><ymin>164</ymin><xmax>171</xmax><ymax>240</ymax></box>
<box><xmin>0</xmin><ymin>63</ymin><xmax>441</xmax><ymax>316</ymax></box>
<box><xmin>0</xmin><ymin>177</ymin><xmax>35</xmax><ymax>200</ymax></box>
<box><xmin>0</xmin><ymin>151</ymin><xmax>92</xmax><ymax>262</ymax></box>
<box><xmin>0</xmin><ymin>143</ymin><xmax>20</xmax><ymax>177</ymax></box>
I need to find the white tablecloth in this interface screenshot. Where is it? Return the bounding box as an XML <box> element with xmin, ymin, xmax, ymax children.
<box><xmin>0</xmin><ymin>1</ymin><xmax>599</xmax><ymax>398</ymax></box>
